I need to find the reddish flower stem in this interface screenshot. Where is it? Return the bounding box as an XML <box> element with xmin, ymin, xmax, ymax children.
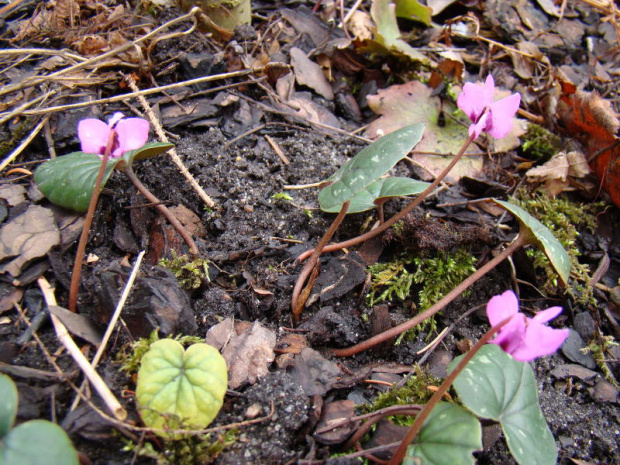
<box><xmin>331</xmin><ymin>235</ymin><xmax>527</xmax><ymax>357</ymax></box>
<box><xmin>388</xmin><ymin>317</ymin><xmax>511</xmax><ymax>465</ymax></box>
<box><xmin>297</xmin><ymin>133</ymin><xmax>477</xmax><ymax>263</ymax></box>
<box><xmin>68</xmin><ymin>130</ymin><xmax>115</xmax><ymax>312</ymax></box>
<box><xmin>122</xmin><ymin>164</ymin><xmax>199</xmax><ymax>256</ymax></box>
<box><xmin>292</xmin><ymin>201</ymin><xmax>350</xmax><ymax>324</ymax></box>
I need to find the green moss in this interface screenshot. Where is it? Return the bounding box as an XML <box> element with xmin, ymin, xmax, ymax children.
<box><xmin>367</xmin><ymin>248</ymin><xmax>476</xmax><ymax>335</ymax></box>
<box><xmin>516</xmin><ymin>190</ymin><xmax>603</xmax><ymax>303</ymax></box>
<box><xmin>123</xmin><ymin>429</ymin><xmax>238</xmax><ymax>464</ymax></box>
<box><xmin>118</xmin><ymin>330</ymin><xmax>203</xmax><ymax>373</ymax></box>
<box><xmin>0</xmin><ymin>118</ymin><xmax>32</xmax><ymax>159</ymax></box>
<box><xmin>159</xmin><ymin>251</ymin><xmax>210</xmax><ymax>290</ymax></box>
<box><xmin>521</xmin><ymin>124</ymin><xmax>562</xmax><ymax>160</ymax></box>
<box><xmin>582</xmin><ymin>331</ymin><xmax>618</xmax><ymax>387</ymax></box>
<box><xmin>362</xmin><ymin>366</ymin><xmax>444</xmax><ymax>426</ymax></box>
<box><xmin>270</xmin><ymin>192</ymin><xmax>293</xmax><ymax>202</ymax></box>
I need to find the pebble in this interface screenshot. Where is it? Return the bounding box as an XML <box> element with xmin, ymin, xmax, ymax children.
<box><xmin>561</xmin><ymin>330</ymin><xmax>597</xmax><ymax>369</ymax></box>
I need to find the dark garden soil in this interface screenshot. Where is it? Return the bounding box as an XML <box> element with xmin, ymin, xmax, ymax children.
<box><xmin>0</xmin><ymin>1</ymin><xmax>619</xmax><ymax>464</ymax></box>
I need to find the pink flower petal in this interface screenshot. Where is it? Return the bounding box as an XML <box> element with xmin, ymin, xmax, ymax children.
<box><xmin>486</xmin><ymin>93</ymin><xmax>521</xmax><ymax>139</ymax></box>
<box><xmin>457</xmin><ymin>79</ymin><xmax>493</xmax><ymax>123</ymax></box>
<box><xmin>532</xmin><ymin>306</ymin><xmax>563</xmax><ymax>324</ymax></box>
<box><xmin>469</xmin><ymin>112</ymin><xmax>489</xmax><ymax>139</ymax></box>
<box><xmin>108</xmin><ymin>112</ymin><xmax>125</xmax><ymax>128</ymax></box>
<box><xmin>115</xmin><ymin>118</ymin><xmax>150</xmax><ymax>155</ymax></box>
<box><xmin>78</xmin><ymin>119</ymin><xmax>111</xmax><ymax>155</ymax></box>
<box><xmin>486</xmin><ymin>290</ymin><xmax>519</xmax><ymax>327</ymax></box>
<box><xmin>491</xmin><ymin>313</ymin><xmax>526</xmax><ymax>355</ymax></box>
<box><xmin>510</xmin><ymin>323</ymin><xmax>569</xmax><ymax>362</ymax></box>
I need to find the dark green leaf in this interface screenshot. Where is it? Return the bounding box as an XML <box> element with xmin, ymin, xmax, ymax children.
<box><xmin>122</xmin><ymin>141</ymin><xmax>174</xmax><ymax>164</ymax></box>
<box><xmin>319</xmin><ymin>124</ymin><xmax>425</xmax><ymax>213</ymax></box>
<box><xmin>493</xmin><ymin>200</ymin><xmax>570</xmax><ymax>285</ymax></box>
<box><xmin>450</xmin><ymin>344</ymin><xmax>558</xmax><ymax>465</ymax></box>
<box><xmin>321</xmin><ymin>176</ymin><xmax>430</xmax><ymax>213</ymax></box>
<box><xmin>34</xmin><ymin>153</ymin><xmax>121</xmax><ymax>213</ymax></box>
<box><xmin>404</xmin><ymin>402</ymin><xmax>482</xmax><ymax>465</ymax></box>
<box><xmin>1</xmin><ymin>420</ymin><xmax>79</xmax><ymax>465</ymax></box>
<box><xmin>395</xmin><ymin>0</ymin><xmax>432</xmax><ymax>26</ymax></box>
<box><xmin>0</xmin><ymin>374</ymin><xmax>17</xmax><ymax>438</ymax></box>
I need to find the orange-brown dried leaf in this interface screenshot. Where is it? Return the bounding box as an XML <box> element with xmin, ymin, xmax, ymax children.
<box><xmin>557</xmin><ymin>89</ymin><xmax>620</xmax><ymax>207</ymax></box>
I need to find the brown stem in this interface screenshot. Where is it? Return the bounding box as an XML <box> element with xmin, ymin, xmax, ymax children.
<box><xmin>68</xmin><ymin>131</ymin><xmax>115</xmax><ymax>312</ymax></box>
<box><xmin>292</xmin><ymin>201</ymin><xmax>349</xmax><ymax>324</ymax></box>
<box><xmin>331</xmin><ymin>235</ymin><xmax>527</xmax><ymax>357</ymax></box>
<box><xmin>297</xmin><ymin>133</ymin><xmax>477</xmax><ymax>263</ymax></box>
<box><xmin>388</xmin><ymin>318</ymin><xmax>511</xmax><ymax>465</ymax></box>
<box><xmin>122</xmin><ymin>164</ymin><xmax>199</xmax><ymax>256</ymax></box>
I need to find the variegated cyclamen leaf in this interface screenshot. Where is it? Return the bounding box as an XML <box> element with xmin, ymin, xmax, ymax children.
<box><xmin>493</xmin><ymin>200</ymin><xmax>570</xmax><ymax>286</ymax></box>
<box><xmin>404</xmin><ymin>402</ymin><xmax>482</xmax><ymax>465</ymax></box>
<box><xmin>319</xmin><ymin>124</ymin><xmax>425</xmax><ymax>213</ymax></box>
<box><xmin>321</xmin><ymin>176</ymin><xmax>431</xmax><ymax>213</ymax></box>
<box><xmin>34</xmin><ymin>153</ymin><xmax>122</xmax><ymax>213</ymax></box>
<box><xmin>122</xmin><ymin>141</ymin><xmax>174</xmax><ymax>164</ymax></box>
<box><xmin>450</xmin><ymin>345</ymin><xmax>558</xmax><ymax>465</ymax></box>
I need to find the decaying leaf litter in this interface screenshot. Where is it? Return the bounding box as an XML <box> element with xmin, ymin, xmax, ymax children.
<box><xmin>0</xmin><ymin>0</ymin><xmax>619</xmax><ymax>463</ymax></box>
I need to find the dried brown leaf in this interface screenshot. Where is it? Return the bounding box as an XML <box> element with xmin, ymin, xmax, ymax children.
<box><xmin>0</xmin><ymin>205</ymin><xmax>59</xmax><ymax>277</ymax></box>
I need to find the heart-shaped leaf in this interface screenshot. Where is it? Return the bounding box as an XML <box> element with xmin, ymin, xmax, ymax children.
<box><xmin>1</xmin><ymin>420</ymin><xmax>79</xmax><ymax>465</ymax></box>
<box><xmin>319</xmin><ymin>124</ymin><xmax>425</xmax><ymax>213</ymax></box>
<box><xmin>136</xmin><ymin>339</ymin><xmax>228</xmax><ymax>438</ymax></box>
<box><xmin>0</xmin><ymin>374</ymin><xmax>17</xmax><ymax>438</ymax></box>
<box><xmin>450</xmin><ymin>344</ymin><xmax>558</xmax><ymax>465</ymax></box>
<box><xmin>321</xmin><ymin>176</ymin><xmax>431</xmax><ymax>213</ymax></box>
<box><xmin>404</xmin><ymin>402</ymin><xmax>482</xmax><ymax>465</ymax></box>
<box><xmin>493</xmin><ymin>200</ymin><xmax>570</xmax><ymax>286</ymax></box>
<box><xmin>34</xmin><ymin>152</ymin><xmax>122</xmax><ymax>213</ymax></box>
<box><xmin>122</xmin><ymin>141</ymin><xmax>174</xmax><ymax>164</ymax></box>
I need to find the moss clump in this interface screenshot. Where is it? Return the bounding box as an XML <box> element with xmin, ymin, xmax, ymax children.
<box><xmin>118</xmin><ymin>330</ymin><xmax>203</xmax><ymax>373</ymax></box>
<box><xmin>123</xmin><ymin>429</ymin><xmax>238</xmax><ymax>464</ymax></box>
<box><xmin>412</xmin><ymin>249</ymin><xmax>477</xmax><ymax>311</ymax></box>
<box><xmin>159</xmin><ymin>251</ymin><xmax>210</xmax><ymax>290</ymax></box>
<box><xmin>583</xmin><ymin>331</ymin><xmax>619</xmax><ymax>388</ymax></box>
<box><xmin>367</xmin><ymin>248</ymin><xmax>476</xmax><ymax>334</ymax></box>
<box><xmin>362</xmin><ymin>366</ymin><xmax>444</xmax><ymax>426</ymax></box>
<box><xmin>521</xmin><ymin>123</ymin><xmax>562</xmax><ymax>160</ymax></box>
<box><xmin>516</xmin><ymin>190</ymin><xmax>603</xmax><ymax>304</ymax></box>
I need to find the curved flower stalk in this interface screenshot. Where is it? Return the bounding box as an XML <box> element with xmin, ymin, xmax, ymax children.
<box><xmin>297</xmin><ymin>76</ymin><xmax>522</xmax><ymax>265</ymax></box>
<box><xmin>78</xmin><ymin>112</ymin><xmax>150</xmax><ymax>158</ymax></box>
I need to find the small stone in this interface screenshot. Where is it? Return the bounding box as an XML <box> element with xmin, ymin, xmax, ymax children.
<box><xmin>245</xmin><ymin>402</ymin><xmax>263</xmax><ymax>419</ymax></box>
<box><xmin>573</xmin><ymin>311</ymin><xmax>596</xmax><ymax>341</ymax></box>
<box><xmin>561</xmin><ymin>330</ymin><xmax>597</xmax><ymax>369</ymax></box>
<box><xmin>591</xmin><ymin>378</ymin><xmax>619</xmax><ymax>403</ymax></box>
<box><xmin>551</xmin><ymin>364</ymin><xmax>598</xmax><ymax>381</ymax></box>
<box><xmin>427</xmin><ymin>349</ymin><xmax>453</xmax><ymax>379</ymax></box>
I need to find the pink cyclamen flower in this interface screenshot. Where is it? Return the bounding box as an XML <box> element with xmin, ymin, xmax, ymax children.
<box><xmin>78</xmin><ymin>112</ymin><xmax>149</xmax><ymax>158</ymax></box>
<box><xmin>457</xmin><ymin>75</ymin><xmax>521</xmax><ymax>139</ymax></box>
<box><xmin>486</xmin><ymin>290</ymin><xmax>569</xmax><ymax>362</ymax></box>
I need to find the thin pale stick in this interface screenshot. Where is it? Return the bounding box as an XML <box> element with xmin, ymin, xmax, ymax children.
<box><xmin>37</xmin><ymin>277</ymin><xmax>127</xmax><ymax>421</ymax></box>
<box><xmin>125</xmin><ymin>76</ymin><xmax>215</xmax><ymax>207</ymax></box>
<box><xmin>0</xmin><ymin>67</ymin><xmax>259</xmax><ymax>120</ymax></box>
<box><xmin>0</xmin><ymin>115</ymin><xmax>49</xmax><ymax>172</ymax></box>
<box><xmin>70</xmin><ymin>251</ymin><xmax>145</xmax><ymax>412</ymax></box>
<box><xmin>0</xmin><ymin>7</ymin><xmax>204</xmax><ymax>99</ymax></box>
